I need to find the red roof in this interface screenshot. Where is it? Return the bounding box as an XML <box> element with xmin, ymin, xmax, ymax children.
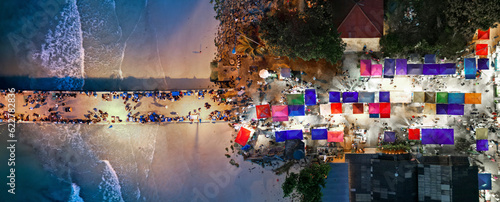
<box><xmin>337</xmin><ymin>0</ymin><xmax>384</xmax><ymax>38</ymax></box>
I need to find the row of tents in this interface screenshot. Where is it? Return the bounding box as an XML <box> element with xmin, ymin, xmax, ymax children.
<box><xmin>360</xmin><ymin>57</ymin><xmax>490</xmax><ymax>78</ymax></box>
<box><xmin>384</xmin><ymin>128</ymin><xmax>454</xmax><ymax>145</ymax></box>
<box><xmin>328</xmin><ymin>91</ymin><xmax>481</xmax><ymax>104</ymax></box>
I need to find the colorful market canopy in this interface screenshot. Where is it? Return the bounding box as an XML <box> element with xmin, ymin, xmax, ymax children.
<box><xmin>408</xmin><ymin>129</ymin><xmax>420</xmax><ymax>140</ymax></box>
<box><xmin>464</xmin><ymin>58</ymin><xmax>476</xmax><ymax>79</ymax></box>
<box><xmin>478</xmin><ymin>173</ymin><xmax>492</xmax><ymax>190</ymax></box>
<box><xmin>423</xmin><ymin>64</ymin><xmax>440</xmax><ymax>75</ymax></box>
<box><xmin>407</xmin><ymin>64</ymin><xmax>423</xmax><ymax>75</ymax></box>
<box><xmin>413</xmin><ymin>92</ymin><xmax>425</xmax><ymax>103</ymax></box>
<box><xmin>425</xmin><ymin>92</ymin><xmax>435</xmax><ymax>103</ymax></box>
<box><xmin>476</xmin><ymin>44</ymin><xmax>488</xmax><ymax>56</ymax></box>
<box><xmin>371</xmin><ymin>64</ymin><xmax>383</xmax><ymax>77</ymax></box>
<box><xmin>305</xmin><ymin>89</ymin><xmax>317</xmax><ymax>106</ymax></box>
<box><xmin>436</xmin><ymin>92</ymin><xmax>448</xmax><ymax>104</ymax></box>
<box><xmin>343</xmin><ymin>92</ymin><xmax>359</xmax><ymax>103</ymax></box>
<box><xmin>424</xmin><ymin>54</ymin><xmax>436</xmax><ymax>64</ymax></box>
<box><xmin>331</xmin><ymin>103</ymin><xmax>343</xmax><ymax>114</ymax></box>
<box><xmin>353</xmin><ymin>103</ymin><xmax>364</xmax><ymax>114</ymax></box>
<box><xmin>477</xmin><ymin>139</ymin><xmax>489</xmax><ymax>151</ymax></box>
<box><xmin>288</xmin><ymin>105</ymin><xmax>305</xmax><ymax>116</ymax></box>
<box><xmin>369</xmin><ymin>103</ymin><xmax>380</xmax><ymax>114</ymax></box>
<box><xmin>424</xmin><ymin>103</ymin><xmax>436</xmax><ymax>115</ymax></box>
<box><xmin>358</xmin><ymin>92</ymin><xmax>375</xmax><ymax>103</ymax></box>
<box><xmin>286</xmin><ymin>130</ymin><xmax>304</xmax><ymax>140</ymax></box>
<box><xmin>360</xmin><ymin>60</ymin><xmax>371</xmax><ymax>76</ymax></box>
<box><xmin>329</xmin><ymin>91</ymin><xmax>341</xmax><ymax>103</ymax></box>
<box><xmin>379</xmin><ymin>91</ymin><xmax>390</xmax><ymax>102</ymax></box>
<box><xmin>256</xmin><ymin>104</ymin><xmax>271</xmax><ymax>119</ymax></box>
<box><xmin>272</xmin><ymin>105</ymin><xmax>289</xmax><ymax>122</ymax></box>
<box><xmin>390</xmin><ymin>91</ymin><xmax>412</xmax><ymax>103</ymax></box>
<box><xmin>311</xmin><ymin>128</ymin><xmax>328</xmax><ymax>140</ymax></box>
<box><xmin>281</xmin><ymin>68</ymin><xmax>291</xmax><ymax>78</ymax></box>
<box><xmin>396</xmin><ymin>59</ymin><xmax>407</xmax><ymax>75</ymax></box>
<box><xmin>275</xmin><ymin>131</ymin><xmax>287</xmax><ymax>142</ymax></box>
<box><xmin>478</xmin><ymin>58</ymin><xmax>489</xmax><ymax>70</ymax></box>
<box><xmin>384</xmin><ymin>59</ymin><xmax>395</xmax><ymax>77</ymax></box>
<box><xmin>328</xmin><ymin>131</ymin><xmax>344</xmax><ymax>142</ymax></box>
<box><xmin>384</xmin><ymin>131</ymin><xmax>396</xmax><ymax>142</ymax></box>
<box><xmin>476</xmin><ymin>128</ymin><xmax>488</xmax><ymax>140</ymax></box>
<box><xmin>235</xmin><ymin>127</ymin><xmax>253</xmax><ymax>146</ymax></box>
<box><xmin>369</xmin><ymin>114</ymin><xmax>379</xmax><ymax>118</ymax></box>
<box><xmin>287</xmin><ymin>94</ymin><xmax>304</xmax><ymax>105</ymax></box>
<box><xmin>478</xmin><ymin>29</ymin><xmax>490</xmax><ymax>40</ymax></box>
<box><xmin>448</xmin><ymin>93</ymin><xmax>465</xmax><ymax>104</ymax></box>
<box><xmin>464</xmin><ymin>93</ymin><xmax>481</xmax><ymax>104</ymax></box>
<box><xmin>447</xmin><ymin>104</ymin><xmax>464</xmax><ymax>115</ymax></box>
<box><xmin>439</xmin><ymin>63</ymin><xmax>456</xmax><ymax>74</ymax></box>
<box><xmin>436</xmin><ymin>104</ymin><xmax>448</xmax><ymax>115</ymax></box>
<box><xmin>380</xmin><ymin>103</ymin><xmax>390</xmax><ymax>115</ymax></box>
<box><xmin>421</xmin><ymin>128</ymin><xmax>454</xmax><ymax>144</ymax></box>
<box><xmin>320</xmin><ymin>104</ymin><xmax>332</xmax><ymax>115</ymax></box>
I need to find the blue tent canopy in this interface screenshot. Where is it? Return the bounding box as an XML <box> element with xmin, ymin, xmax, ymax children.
<box><xmin>424</xmin><ymin>54</ymin><xmax>436</xmax><ymax>64</ymax></box>
<box><xmin>311</xmin><ymin>128</ymin><xmax>328</xmax><ymax>140</ymax></box>
<box><xmin>384</xmin><ymin>131</ymin><xmax>396</xmax><ymax>142</ymax></box>
<box><xmin>447</xmin><ymin>104</ymin><xmax>464</xmax><ymax>115</ymax></box>
<box><xmin>286</xmin><ymin>130</ymin><xmax>304</xmax><ymax>140</ymax></box>
<box><xmin>342</xmin><ymin>92</ymin><xmax>358</xmax><ymax>103</ymax></box>
<box><xmin>423</xmin><ymin>64</ymin><xmax>440</xmax><ymax>75</ymax></box>
<box><xmin>369</xmin><ymin>114</ymin><xmax>379</xmax><ymax>118</ymax></box>
<box><xmin>305</xmin><ymin>89</ymin><xmax>317</xmax><ymax>106</ymax></box>
<box><xmin>421</xmin><ymin>129</ymin><xmax>454</xmax><ymax>144</ymax></box>
<box><xmin>379</xmin><ymin>91</ymin><xmax>390</xmax><ymax>103</ymax></box>
<box><xmin>396</xmin><ymin>59</ymin><xmax>407</xmax><ymax>75</ymax></box>
<box><xmin>464</xmin><ymin>58</ymin><xmax>477</xmax><ymax>79</ymax></box>
<box><xmin>407</xmin><ymin>64</ymin><xmax>423</xmax><ymax>75</ymax></box>
<box><xmin>439</xmin><ymin>63</ymin><xmax>456</xmax><ymax>74</ymax></box>
<box><xmin>329</xmin><ymin>92</ymin><xmax>341</xmax><ymax>103</ymax></box>
<box><xmin>384</xmin><ymin>59</ymin><xmax>395</xmax><ymax>78</ymax></box>
<box><xmin>288</xmin><ymin>105</ymin><xmax>305</xmax><ymax>116</ymax></box>
<box><xmin>478</xmin><ymin>173</ymin><xmax>492</xmax><ymax>190</ymax></box>
<box><xmin>448</xmin><ymin>93</ymin><xmax>465</xmax><ymax>104</ymax></box>
<box><xmin>275</xmin><ymin>131</ymin><xmax>287</xmax><ymax>142</ymax></box>
<box><xmin>172</xmin><ymin>91</ymin><xmax>180</xmax><ymax>96</ymax></box>
<box><xmin>436</xmin><ymin>104</ymin><xmax>448</xmax><ymax>114</ymax></box>
<box><xmin>358</xmin><ymin>92</ymin><xmax>375</xmax><ymax>103</ymax></box>
<box><xmin>478</xmin><ymin>58</ymin><xmax>490</xmax><ymax>70</ymax></box>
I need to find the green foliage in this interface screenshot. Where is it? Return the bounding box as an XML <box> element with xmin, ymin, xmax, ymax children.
<box><xmin>260</xmin><ymin>0</ymin><xmax>346</xmax><ymax>64</ymax></box>
<box><xmin>455</xmin><ymin>137</ymin><xmax>474</xmax><ymax>154</ymax></box>
<box><xmin>282</xmin><ymin>163</ymin><xmax>331</xmax><ymax>202</ymax></box>
<box><xmin>445</xmin><ymin>0</ymin><xmax>500</xmax><ymax>38</ymax></box>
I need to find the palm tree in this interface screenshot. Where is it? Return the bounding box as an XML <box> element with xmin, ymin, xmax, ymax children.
<box><xmin>236</xmin><ymin>35</ymin><xmax>265</xmax><ymax>59</ymax></box>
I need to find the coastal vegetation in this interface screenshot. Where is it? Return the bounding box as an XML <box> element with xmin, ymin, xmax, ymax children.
<box><xmin>282</xmin><ymin>163</ymin><xmax>331</xmax><ymax>202</ymax></box>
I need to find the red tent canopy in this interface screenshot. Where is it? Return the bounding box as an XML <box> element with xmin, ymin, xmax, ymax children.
<box><xmin>353</xmin><ymin>103</ymin><xmax>364</xmax><ymax>114</ymax></box>
<box><xmin>476</xmin><ymin>44</ymin><xmax>488</xmax><ymax>55</ymax></box>
<box><xmin>478</xmin><ymin>29</ymin><xmax>490</xmax><ymax>40</ymax></box>
<box><xmin>256</xmin><ymin>104</ymin><xmax>271</xmax><ymax>119</ymax></box>
<box><xmin>328</xmin><ymin>131</ymin><xmax>344</xmax><ymax>142</ymax></box>
<box><xmin>235</xmin><ymin>127</ymin><xmax>252</xmax><ymax>146</ymax></box>
<box><xmin>380</xmin><ymin>103</ymin><xmax>390</xmax><ymax>118</ymax></box>
<box><xmin>331</xmin><ymin>103</ymin><xmax>343</xmax><ymax>114</ymax></box>
<box><xmin>408</xmin><ymin>129</ymin><xmax>420</xmax><ymax>140</ymax></box>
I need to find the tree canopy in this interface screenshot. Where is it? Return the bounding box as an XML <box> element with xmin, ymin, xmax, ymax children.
<box><xmin>282</xmin><ymin>163</ymin><xmax>331</xmax><ymax>202</ymax></box>
<box><xmin>445</xmin><ymin>0</ymin><xmax>500</xmax><ymax>38</ymax></box>
<box><xmin>259</xmin><ymin>1</ymin><xmax>345</xmax><ymax>64</ymax></box>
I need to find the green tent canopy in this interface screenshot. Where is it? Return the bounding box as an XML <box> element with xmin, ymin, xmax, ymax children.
<box><xmin>287</xmin><ymin>94</ymin><xmax>305</xmax><ymax>105</ymax></box>
<box><xmin>436</xmin><ymin>92</ymin><xmax>448</xmax><ymax>104</ymax></box>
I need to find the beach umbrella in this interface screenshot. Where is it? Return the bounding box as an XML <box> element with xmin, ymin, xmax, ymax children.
<box><xmin>259</xmin><ymin>69</ymin><xmax>270</xmax><ymax>78</ymax></box>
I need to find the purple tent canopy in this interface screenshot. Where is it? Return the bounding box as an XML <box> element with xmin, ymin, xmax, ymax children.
<box><xmin>436</xmin><ymin>104</ymin><xmax>448</xmax><ymax>114</ymax></box>
<box><xmin>305</xmin><ymin>89</ymin><xmax>317</xmax><ymax>106</ymax></box>
<box><xmin>379</xmin><ymin>91</ymin><xmax>390</xmax><ymax>102</ymax></box>
<box><xmin>396</xmin><ymin>59</ymin><xmax>407</xmax><ymax>75</ymax></box>
<box><xmin>447</xmin><ymin>104</ymin><xmax>464</xmax><ymax>115</ymax></box>
<box><xmin>384</xmin><ymin>131</ymin><xmax>396</xmax><ymax>142</ymax></box>
<box><xmin>439</xmin><ymin>63</ymin><xmax>456</xmax><ymax>74</ymax></box>
<box><xmin>464</xmin><ymin>58</ymin><xmax>476</xmax><ymax>79</ymax></box>
<box><xmin>275</xmin><ymin>131</ymin><xmax>287</xmax><ymax>142</ymax></box>
<box><xmin>423</xmin><ymin>64</ymin><xmax>440</xmax><ymax>75</ymax></box>
<box><xmin>286</xmin><ymin>130</ymin><xmax>303</xmax><ymax>140</ymax></box>
<box><xmin>342</xmin><ymin>92</ymin><xmax>359</xmax><ymax>103</ymax></box>
<box><xmin>421</xmin><ymin>128</ymin><xmax>454</xmax><ymax>144</ymax></box>
<box><xmin>384</xmin><ymin>59</ymin><xmax>395</xmax><ymax>77</ymax></box>
<box><xmin>424</xmin><ymin>54</ymin><xmax>436</xmax><ymax>64</ymax></box>
<box><xmin>311</xmin><ymin>128</ymin><xmax>328</xmax><ymax>140</ymax></box>
<box><xmin>329</xmin><ymin>92</ymin><xmax>341</xmax><ymax>103</ymax></box>
<box><xmin>478</xmin><ymin>58</ymin><xmax>490</xmax><ymax>70</ymax></box>
<box><xmin>477</xmin><ymin>139</ymin><xmax>489</xmax><ymax>151</ymax></box>
<box><xmin>407</xmin><ymin>64</ymin><xmax>423</xmax><ymax>75</ymax></box>
<box><xmin>288</xmin><ymin>105</ymin><xmax>305</xmax><ymax>116</ymax></box>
